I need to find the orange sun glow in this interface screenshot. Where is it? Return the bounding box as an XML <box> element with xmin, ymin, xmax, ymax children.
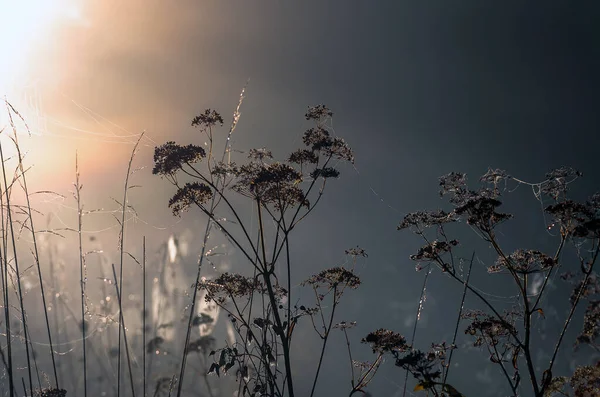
<box><xmin>0</xmin><ymin>0</ymin><xmax>83</xmax><ymax>131</ymax></box>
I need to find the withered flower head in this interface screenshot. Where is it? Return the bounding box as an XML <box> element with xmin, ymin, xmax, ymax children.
<box><xmin>463</xmin><ymin>309</ymin><xmax>518</xmax><ymax>347</ymax></box>
<box><xmin>480</xmin><ymin>168</ymin><xmax>510</xmax><ymax>185</ymax></box>
<box><xmin>288</xmin><ymin>149</ymin><xmax>319</xmax><ymax>165</ymax></box>
<box><xmin>198</xmin><ymin>273</ymin><xmax>265</xmax><ymax>304</ymax></box>
<box><xmin>168</xmin><ymin>182</ymin><xmax>213</xmax><ymax>216</ymax></box>
<box><xmin>362</xmin><ymin>328</ymin><xmax>409</xmax><ymax>354</ymax></box>
<box><xmin>439</xmin><ymin>172</ymin><xmax>467</xmax><ymax>198</ymax></box>
<box><xmin>410</xmin><ymin>240</ymin><xmax>458</xmax><ymax>262</ymax></box>
<box><xmin>305</xmin><ymin>104</ymin><xmax>333</xmax><ymax>121</ymax></box>
<box><xmin>301</xmin><ymin>122</ymin><xmax>354</xmax><ymax>163</ymax></box>
<box><xmin>191</xmin><ymin>109</ymin><xmax>224</xmax><ymax>130</ymax></box>
<box><xmin>153</xmin><ymin>142</ymin><xmax>206</xmax><ymax>176</ymax></box>
<box><xmin>569</xmin><ymin>361</ymin><xmax>600</xmax><ymax>396</ymax></box>
<box><xmin>453</xmin><ymin>190</ymin><xmax>512</xmax><ymax>229</ymax></box>
<box><xmin>248</xmin><ymin>148</ymin><xmax>273</xmax><ymax>161</ymax></box>
<box><xmin>326</xmin><ymin>137</ymin><xmax>354</xmax><ymax>163</ymax></box>
<box><xmin>302</xmin><ymin>267</ymin><xmax>361</xmax><ymax>290</ymax></box>
<box><xmin>310</xmin><ymin>167</ymin><xmax>340</xmax><ymax>179</ymax></box>
<box><xmin>233</xmin><ymin>162</ymin><xmax>308</xmax><ymax>210</ymax></box>
<box><xmin>303</xmin><ymin>127</ymin><xmax>332</xmax><ymax>151</ymax></box>
<box><xmin>398</xmin><ymin>210</ymin><xmax>457</xmax><ymax>230</ymax></box>
<box><xmin>576</xmin><ymin>300</ymin><xmax>600</xmax><ymax>348</ymax></box>
<box><xmin>40</xmin><ymin>389</ymin><xmax>67</xmax><ymax>397</ymax></box>
<box><xmin>545</xmin><ymin>198</ymin><xmax>600</xmax><ymax>238</ymax></box>
<box><xmin>333</xmin><ymin>320</ymin><xmax>357</xmax><ymax>330</ymax></box>
<box><xmin>541</xmin><ymin>167</ymin><xmax>583</xmax><ymax>200</ymax></box>
<box><xmin>489</xmin><ymin>249</ymin><xmax>557</xmax><ymax>274</ymax></box>
<box><xmin>345</xmin><ymin>247</ymin><xmax>368</xmax><ymax>258</ymax></box>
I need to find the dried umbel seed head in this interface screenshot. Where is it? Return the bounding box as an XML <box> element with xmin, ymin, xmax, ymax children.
<box><xmin>397</xmin><ymin>210</ymin><xmax>457</xmax><ymax>230</ymax></box>
<box><xmin>302</xmin><ymin>267</ymin><xmax>361</xmax><ymax>290</ymax></box>
<box><xmin>489</xmin><ymin>249</ymin><xmax>557</xmax><ymax>274</ymax></box>
<box><xmin>40</xmin><ymin>389</ymin><xmax>67</xmax><ymax>397</ymax></box>
<box><xmin>153</xmin><ymin>142</ymin><xmax>206</xmax><ymax>176</ymax></box>
<box><xmin>545</xmin><ymin>197</ymin><xmax>600</xmax><ymax>238</ymax></box>
<box><xmin>569</xmin><ymin>361</ymin><xmax>600</xmax><ymax>396</ymax></box>
<box><xmin>480</xmin><ymin>168</ymin><xmax>510</xmax><ymax>186</ymax></box>
<box><xmin>541</xmin><ymin>167</ymin><xmax>583</xmax><ymax>200</ymax></box>
<box><xmin>362</xmin><ymin>328</ymin><xmax>409</xmax><ymax>354</ymax></box>
<box><xmin>305</xmin><ymin>104</ymin><xmax>333</xmax><ymax>121</ymax></box>
<box><xmin>439</xmin><ymin>172</ymin><xmax>467</xmax><ymax>198</ymax></box>
<box><xmin>191</xmin><ymin>109</ymin><xmax>224</xmax><ymax>130</ymax></box>
<box><xmin>198</xmin><ymin>273</ymin><xmax>264</xmax><ymax>304</ymax></box>
<box><xmin>462</xmin><ymin>309</ymin><xmax>518</xmax><ymax>347</ymax></box>
<box><xmin>576</xmin><ymin>300</ymin><xmax>600</xmax><ymax>347</ymax></box>
<box><xmin>198</xmin><ymin>273</ymin><xmax>288</xmax><ymax>304</ymax></box>
<box><xmin>168</xmin><ymin>182</ymin><xmax>213</xmax><ymax>216</ymax></box>
<box><xmin>453</xmin><ymin>193</ymin><xmax>512</xmax><ymax>229</ymax></box>
<box><xmin>333</xmin><ymin>320</ymin><xmax>357</xmax><ymax>330</ymax></box>
<box><xmin>410</xmin><ymin>240</ymin><xmax>459</xmax><ymax>262</ymax></box>
<box><xmin>288</xmin><ymin>149</ymin><xmax>318</xmax><ymax>165</ymax></box>
<box><xmin>310</xmin><ymin>167</ymin><xmax>340</xmax><ymax>179</ymax></box>
<box><xmin>248</xmin><ymin>147</ymin><xmax>273</xmax><ymax>161</ymax></box>
<box><xmin>345</xmin><ymin>247</ymin><xmax>368</xmax><ymax>258</ymax></box>
<box><xmin>232</xmin><ymin>162</ymin><xmax>308</xmax><ymax>210</ymax></box>
<box><xmin>301</xmin><ymin>127</ymin><xmax>354</xmax><ymax>163</ymax></box>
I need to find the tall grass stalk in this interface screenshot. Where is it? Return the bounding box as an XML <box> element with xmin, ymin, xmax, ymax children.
<box><xmin>116</xmin><ymin>132</ymin><xmax>144</xmax><ymax>397</ymax></box>
<box><xmin>111</xmin><ymin>263</ymin><xmax>137</xmax><ymax>397</ymax></box>
<box><xmin>74</xmin><ymin>152</ymin><xmax>87</xmax><ymax>397</ymax></box>
<box><xmin>143</xmin><ymin>236</ymin><xmax>146</xmax><ymax>397</ymax></box>
<box><xmin>442</xmin><ymin>252</ymin><xmax>474</xmax><ymax>390</ymax></box>
<box><xmin>6</xmin><ymin>100</ymin><xmax>60</xmax><ymax>390</ymax></box>
<box><xmin>0</xmin><ymin>129</ymin><xmax>14</xmax><ymax>397</ymax></box>
<box><xmin>402</xmin><ymin>267</ymin><xmax>431</xmax><ymax>397</ymax></box>
<box><xmin>0</xmin><ymin>116</ymin><xmax>34</xmax><ymax>395</ymax></box>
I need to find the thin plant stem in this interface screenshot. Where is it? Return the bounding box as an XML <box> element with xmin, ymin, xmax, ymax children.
<box><xmin>257</xmin><ymin>198</ymin><xmax>294</xmax><ymax>397</ymax></box>
<box><xmin>0</xmin><ymin>125</ymin><xmax>33</xmax><ymax>396</ymax></box>
<box><xmin>0</xmin><ymin>129</ymin><xmax>14</xmax><ymax>397</ymax></box>
<box><xmin>111</xmin><ymin>263</ymin><xmax>137</xmax><ymax>397</ymax></box>
<box><xmin>442</xmin><ymin>252</ymin><xmax>475</xmax><ymax>387</ymax></box>
<box><xmin>117</xmin><ymin>132</ymin><xmax>144</xmax><ymax>397</ymax></box>
<box><xmin>143</xmin><ymin>236</ymin><xmax>147</xmax><ymax>397</ymax></box>
<box><xmin>309</xmin><ymin>285</ymin><xmax>338</xmax><ymax>397</ymax></box>
<box><xmin>342</xmin><ymin>328</ymin><xmax>355</xmax><ymax>387</ymax></box>
<box><xmin>541</xmin><ymin>240</ymin><xmax>600</xmax><ymax>396</ymax></box>
<box><xmin>349</xmin><ymin>353</ymin><xmax>384</xmax><ymax>396</ymax></box>
<box><xmin>402</xmin><ymin>267</ymin><xmax>431</xmax><ymax>397</ymax></box>
<box><xmin>489</xmin><ymin>334</ymin><xmax>517</xmax><ymax>394</ymax></box>
<box><xmin>6</xmin><ymin>101</ymin><xmax>59</xmax><ymax>389</ymax></box>
<box><xmin>75</xmin><ymin>152</ymin><xmax>87</xmax><ymax>397</ymax></box>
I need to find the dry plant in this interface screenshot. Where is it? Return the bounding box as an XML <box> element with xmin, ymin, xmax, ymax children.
<box><xmin>364</xmin><ymin>167</ymin><xmax>600</xmax><ymax>397</ymax></box>
<box><xmin>153</xmin><ymin>103</ymin><xmax>363</xmax><ymax>397</ymax></box>
<box><xmin>0</xmin><ymin>93</ymin><xmax>598</xmax><ymax>397</ymax></box>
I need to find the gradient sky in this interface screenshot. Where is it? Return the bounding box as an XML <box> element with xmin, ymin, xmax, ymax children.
<box><xmin>2</xmin><ymin>1</ymin><xmax>600</xmax><ymax>396</ymax></box>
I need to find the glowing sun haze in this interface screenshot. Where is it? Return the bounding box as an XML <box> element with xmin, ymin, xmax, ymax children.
<box><xmin>0</xmin><ymin>0</ymin><xmax>81</xmax><ymax>89</ymax></box>
<box><xmin>0</xmin><ymin>0</ymin><xmax>83</xmax><ymax>133</ymax></box>
<box><xmin>0</xmin><ymin>0</ymin><xmax>108</xmax><ymax>185</ymax></box>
